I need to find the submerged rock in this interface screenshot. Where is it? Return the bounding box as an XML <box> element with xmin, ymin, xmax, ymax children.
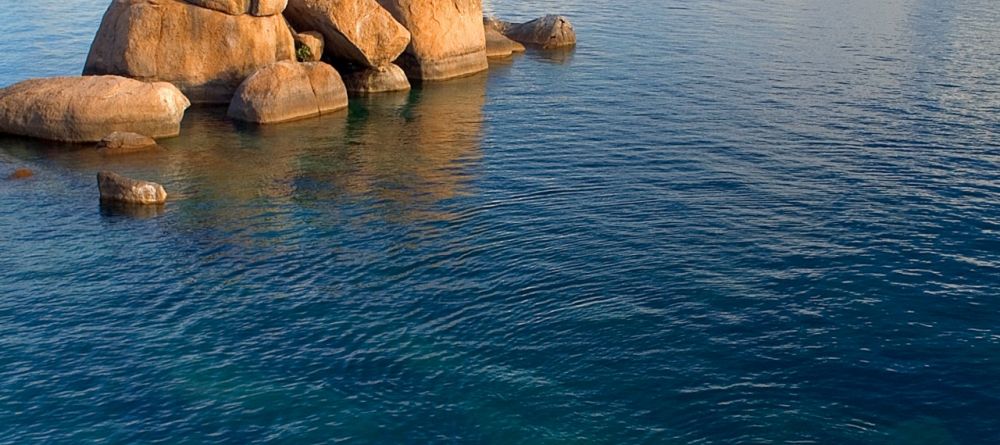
<box><xmin>97</xmin><ymin>132</ymin><xmax>159</xmax><ymax>155</ymax></box>
<box><xmin>9</xmin><ymin>168</ymin><xmax>33</xmax><ymax>180</ymax></box>
<box><xmin>84</xmin><ymin>0</ymin><xmax>296</xmax><ymax>104</ymax></box>
<box><xmin>504</xmin><ymin>15</ymin><xmax>576</xmax><ymax>49</ymax></box>
<box><xmin>294</xmin><ymin>31</ymin><xmax>325</xmax><ymax>62</ymax></box>
<box><xmin>184</xmin><ymin>0</ymin><xmax>287</xmax><ymax>16</ymax></box>
<box><xmin>0</xmin><ymin>76</ymin><xmax>190</xmax><ymax>142</ymax></box>
<box><xmin>284</xmin><ymin>0</ymin><xmax>410</xmax><ymax>68</ymax></box>
<box><xmin>342</xmin><ymin>64</ymin><xmax>411</xmax><ymax>95</ymax></box>
<box><xmin>228</xmin><ymin>61</ymin><xmax>348</xmax><ymax>124</ymax></box>
<box><xmin>377</xmin><ymin>0</ymin><xmax>488</xmax><ymax>80</ymax></box>
<box><xmin>98</xmin><ymin>171</ymin><xmax>168</xmax><ymax>205</ymax></box>
<box><xmin>485</xmin><ymin>26</ymin><xmax>525</xmax><ymax>58</ymax></box>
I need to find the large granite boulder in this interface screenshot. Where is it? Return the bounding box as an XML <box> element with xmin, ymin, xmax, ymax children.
<box><xmin>228</xmin><ymin>61</ymin><xmax>348</xmax><ymax>124</ymax></box>
<box><xmin>0</xmin><ymin>76</ymin><xmax>190</xmax><ymax>142</ymax></box>
<box><xmin>504</xmin><ymin>15</ymin><xmax>576</xmax><ymax>49</ymax></box>
<box><xmin>284</xmin><ymin>0</ymin><xmax>410</xmax><ymax>68</ymax></box>
<box><xmin>98</xmin><ymin>171</ymin><xmax>168</xmax><ymax>205</ymax></box>
<box><xmin>342</xmin><ymin>64</ymin><xmax>410</xmax><ymax>95</ymax></box>
<box><xmin>84</xmin><ymin>0</ymin><xmax>296</xmax><ymax>104</ymax></box>
<box><xmin>485</xmin><ymin>26</ymin><xmax>524</xmax><ymax>58</ymax></box>
<box><xmin>377</xmin><ymin>0</ymin><xmax>488</xmax><ymax>80</ymax></box>
<box><xmin>184</xmin><ymin>0</ymin><xmax>287</xmax><ymax>16</ymax></box>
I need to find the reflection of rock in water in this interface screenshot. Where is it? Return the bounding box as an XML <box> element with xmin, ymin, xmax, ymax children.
<box><xmin>99</xmin><ymin>201</ymin><xmax>165</xmax><ymax>219</ymax></box>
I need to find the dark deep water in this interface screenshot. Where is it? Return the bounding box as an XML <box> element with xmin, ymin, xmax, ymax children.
<box><xmin>2</xmin><ymin>0</ymin><xmax>1000</xmax><ymax>443</ymax></box>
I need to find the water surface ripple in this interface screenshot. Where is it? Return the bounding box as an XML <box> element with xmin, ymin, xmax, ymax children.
<box><xmin>1</xmin><ymin>0</ymin><xmax>999</xmax><ymax>443</ymax></box>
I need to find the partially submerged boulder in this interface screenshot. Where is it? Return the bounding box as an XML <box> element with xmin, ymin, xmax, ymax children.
<box><xmin>342</xmin><ymin>64</ymin><xmax>411</xmax><ymax>95</ymax></box>
<box><xmin>0</xmin><ymin>76</ymin><xmax>190</xmax><ymax>142</ymax></box>
<box><xmin>97</xmin><ymin>132</ymin><xmax>159</xmax><ymax>155</ymax></box>
<box><xmin>284</xmin><ymin>0</ymin><xmax>410</xmax><ymax>68</ymax></box>
<box><xmin>485</xmin><ymin>26</ymin><xmax>525</xmax><ymax>58</ymax></box>
<box><xmin>294</xmin><ymin>31</ymin><xmax>325</xmax><ymax>62</ymax></box>
<box><xmin>98</xmin><ymin>171</ymin><xmax>168</xmax><ymax>205</ymax></box>
<box><xmin>84</xmin><ymin>0</ymin><xmax>296</xmax><ymax>104</ymax></box>
<box><xmin>228</xmin><ymin>61</ymin><xmax>348</xmax><ymax>124</ymax></box>
<box><xmin>9</xmin><ymin>168</ymin><xmax>33</xmax><ymax>180</ymax></box>
<box><xmin>184</xmin><ymin>0</ymin><xmax>287</xmax><ymax>16</ymax></box>
<box><xmin>377</xmin><ymin>0</ymin><xmax>488</xmax><ymax>80</ymax></box>
<box><xmin>504</xmin><ymin>15</ymin><xmax>576</xmax><ymax>49</ymax></box>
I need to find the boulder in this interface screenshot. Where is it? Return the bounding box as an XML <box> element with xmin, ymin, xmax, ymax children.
<box><xmin>284</xmin><ymin>0</ymin><xmax>410</xmax><ymax>68</ymax></box>
<box><xmin>294</xmin><ymin>31</ymin><xmax>325</xmax><ymax>62</ymax></box>
<box><xmin>9</xmin><ymin>168</ymin><xmax>33</xmax><ymax>180</ymax></box>
<box><xmin>84</xmin><ymin>0</ymin><xmax>296</xmax><ymax>104</ymax></box>
<box><xmin>503</xmin><ymin>15</ymin><xmax>576</xmax><ymax>49</ymax></box>
<box><xmin>97</xmin><ymin>132</ymin><xmax>159</xmax><ymax>155</ymax></box>
<box><xmin>0</xmin><ymin>76</ymin><xmax>190</xmax><ymax>142</ymax></box>
<box><xmin>485</xmin><ymin>26</ymin><xmax>524</xmax><ymax>58</ymax></box>
<box><xmin>228</xmin><ymin>61</ymin><xmax>348</xmax><ymax>124</ymax></box>
<box><xmin>184</xmin><ymin>0</ymin><xmax>287</xmax><ymax>16</ymax></box>
<box><xmin>342</xmin><ymin>64</ymin><xmax>411</xmax><ymax>95</ymax></box>
<box><xmin>98</xmin><ymin>171</ymin><xmax>168</xmax><ymax>205</ymax></box>
<box><xmin>376</xmin><ymin>0</ymin><xmax>488</xmax><ymax>80</ymax></box>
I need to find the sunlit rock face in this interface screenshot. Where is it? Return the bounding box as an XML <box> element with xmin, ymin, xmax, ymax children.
<box><xmin>228</xmin><ymin>61</ymin><xmax>349</xmax><ymax>124</ymax></box>
<box><xmin>83</xmin><ymin>0</ymin><xmax>296</xmax><ymax>104</ymax></box>
<box><xmin>97</xmin><ymin>171</ymin><xmax>168</xmax><ymax>205</ymax></box>
<box><xmin>342</xmin><ymin>64</ymin><xmax>411</xmax><ymax>95</ymax></box>
<box><xmin>183</xmin><ymin>0</ymin><xmax>287</xmax><ymax>16</ymax></box>
<box><xmin>284</xmin><ymin>0</ymin><xmax>411</xmax><ymax>68</ymax></box>
<box><xmin>376</xmin><ymin>0</ymin><xmax>488</xmax><ymax>81</ymax></box>
<box><xmin>0</xmin><ymin>76</ymin><xmax>189</xmax><ymax>142</ymax></box>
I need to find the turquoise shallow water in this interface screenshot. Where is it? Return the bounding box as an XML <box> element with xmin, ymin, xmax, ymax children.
<box><xmin>2</xmin><ymin>0</ymin><xmax>1000</xmax><ymax>443</ymax></box>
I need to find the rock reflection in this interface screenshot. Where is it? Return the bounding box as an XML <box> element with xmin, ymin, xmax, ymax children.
<box><xmin>99</xmin><ymin>201</ymin><xmax>165</xmax><ymax>219</ymax></box>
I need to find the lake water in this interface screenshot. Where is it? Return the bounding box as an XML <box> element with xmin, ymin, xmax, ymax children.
<box><xmin>2</xmin><ymin>0</ymin><xmax>999</xmax><ymax>443</ymax></box>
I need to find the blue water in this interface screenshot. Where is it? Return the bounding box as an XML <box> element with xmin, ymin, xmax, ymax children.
<box><xmin>2</xmin><ymin>0</ymin><xmax>1000</xmax><ymax>443</ymax></box>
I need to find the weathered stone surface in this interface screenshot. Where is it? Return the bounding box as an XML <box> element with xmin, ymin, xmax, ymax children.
<box><xmin>342</xmin><ymin>64</ymin><xmax>411</xmax><ymax>95</ymax></box>
<box><xmin>294</xmin><ymin>31</ymin><xmax>325</xmax><ymax>62</ymax></box>
<box><xmin>97</xmin><ymin>132</ymin><xmax>159</xmax><ymax>155</ymax></box>
<box><xmin>228</xmin><ymin>61</ymin><xmax>348</xmax><ymax>124</ymax></box>
<box><xmin>377</xmin><ymin>0</ymin><xmax>488</xmax><ymax>80</ymax></box>
<box><xmin>504</xmin><ymin>15</ymin><xmax>576</xmax><ymax>49</ymax></box>
<box><xmin>184</xmin><ymin>0</ymin><xmax>286</xmax><ymax>16</ymax></box>
<box><xmin>98</xmin><ymin>171</ymin><xmax>168</xmax><ymax>205</ymax></box>
<box><xmin>284</xmin><ymin>0</ymin><xmax>410</xmax><ymax>68</ymax></box>
<box><xmin>0</xmin><ymin>76</ymin><xmax>190</xmax><ymax>142</ymax></box>
<box><xmin>485</xmin><ymin>26</ymin><xmax>524</xmax><ymax>58</ymax></box>
<box><xmin>9</xmin><ymin>168</ymin><xmax>33</xmax><ymax>180</ymax></box>
<box><xmin>84</xmin><ymin>0</ymin><xmax>296</xmax><ymax>104</ymax></box>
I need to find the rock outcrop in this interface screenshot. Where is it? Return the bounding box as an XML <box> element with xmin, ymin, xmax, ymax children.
<box><xmin>284</xmin><ymin>0</ymin><xmax>410</xmax><ymax>68</ymax></box>
<box><xmin>294</xmin><ymin>31</ymin><xmax>325</xmax><ymax>62</ymax></box>
<box><xmin>228</xmin><ymin>61</ymin><xmax>348</xmax><ymax>124</ymax></box>
<box><xmin>97</xmin><ymin>132</ymin><xmax>159</xmax><ymax>155</ymax></box>
<box><xmin>377</xmin><ymin>0</ymin><xmax>488</xmax><ymax>80</ymax></box>
<box><xmin>485</xmin><ymin>26</ymin><xmax>525</xmax><ymax>58</ymax></box>
<box><xmin>342</xmin><ymin>64</ymin><xmax>411</xmax><ymax>94</ymax></box>
<box><xmin>0</xmin><ymin>76</ymin><xmax>190</xmax><ymax>142</ymax></box>
<box><xmin>84</xmin><ymin>0</ymin><xmax>296</xmax><ymax>104</ymax></box>
<box><xmin>98</xmin><ymin>171</ymin><xmax>168</xmax><ymax>205</ymax></box>
<box><xmin>503</xmin><ymin>15</ymin><xmax>576</xmax><ymax>49</ymax></box>
<box><xmin>184</xmin><ymin>0</ymin><xmax>287</xmax><ymax>16</ymax></box>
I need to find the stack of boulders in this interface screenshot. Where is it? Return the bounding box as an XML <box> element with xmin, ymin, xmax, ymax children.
<box><xmin>0</xmin><ymin>0</ymin><xmax>576</xmax><ymax>204</ymax></box>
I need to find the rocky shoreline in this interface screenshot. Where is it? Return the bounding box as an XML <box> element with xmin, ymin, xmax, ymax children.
<box><xmin>0</xmin><ymin>0</ymin><xmax>575</xmax><ymax>204</ymax></box>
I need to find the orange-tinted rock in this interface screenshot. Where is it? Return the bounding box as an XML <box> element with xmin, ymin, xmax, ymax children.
<box><xmin>294</xmin><ymin>31</ymin><xmax>325</xmax><ymax>62</ymax></box>
<box><xmin>97</xmin><ymin>132</ymin><xmax>159</xmax><ymax>155</ymax></box>
<box><xmin>228</xmin><ymin>61</ymin><xmax>348</xmax><ymax>124</ymax></box>
<box><xmin>184</xmin><ymin>0</ymin><xmax>287</xmax><ymax>16</ymax></box>
<box><xmin>0</xmin><ymin>76</ymin><xmax>190</xmax><ymax>142</ymax></box>
<box><xmin>9</xmin><ymin>168</ymin><xmax>33</xmax><ymax>180</ymax></box>
<box><xmin>98</xmin><ymin>171</ymin><xmax>168</xmax><ymax>205</ymax></box>
<box><xmin>84</xmin><ymin>0</ymin><xmax>296</xmax><ymax>104</ymax></box>
<box><xmin>342</xmin><ymin>64</ymin><xmax>411</xmax><ymax>95</ymax></box>
<box><xmin>504</xmin><ymin>15</ymin><xmax>576</xmax><ymax>49</ymax></box>
<box><xmin>485</xmin><ymin>26</ymin><xmax>524</xmax><ymax>58</ymax></box>
<box><xmin>377</xmin><ymin>0</ymin><xmax>488</xmax><ymax>80</ymax></box>
<box><xmin>284</xmin><ymin>0</ymin><xmax>410</xmax><ymax>68</ymax></box>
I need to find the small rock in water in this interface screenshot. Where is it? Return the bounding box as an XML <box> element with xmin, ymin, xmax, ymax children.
<box><xmin>485</xmin><ymin>26</ymin><xmax>525</xmax><ymax>58</ymax></box>
<box><xmin>97</xmin><ymin>171</ymin><xmax>167</xmax><ymax>205</ymax></box>
<box><xmin>504</xmin><ymin>15</ymin><xmax>577</xmax><ymax>49</ymax></box>
<box><xmin>342</xmin><ymin>63</ymin><xmax>411</xmax><ymax>95</ymax></box>
<box><xmin>228</xmin><ymin>61</ymin><xmax>348</xmax><ymax>124</ymax></box>
<box><xmin>9</xmin><ymin>168</ymin><xmax>33</xmax><ymax>180</ymax></box>
<box><xmin>97</xmin><ymin>132</ymin><xmax>159</xmax><ymax>155</ymax></box>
